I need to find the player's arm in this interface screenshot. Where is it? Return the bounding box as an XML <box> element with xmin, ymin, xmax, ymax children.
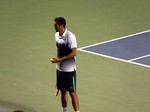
<box><xmin>60</xmin><ymin>48</ymin><xmax>77</xmax><ymax>61</ymax></box>
<box><xmin>51</xmin><ymin>48</ymin><xmax>77</xmax><ymax>63</ymax></box>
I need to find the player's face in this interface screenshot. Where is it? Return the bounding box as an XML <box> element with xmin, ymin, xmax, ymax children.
<box><xmin>54</xmin><ymin>22</ymin><xmax>60</xmax><ymax>32</ymax></box>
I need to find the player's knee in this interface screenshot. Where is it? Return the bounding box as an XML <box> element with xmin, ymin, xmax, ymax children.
<box><xmin>61</xmin><ymin>89</ymin><xmax>67</xmax><ymax>94</ymax></box>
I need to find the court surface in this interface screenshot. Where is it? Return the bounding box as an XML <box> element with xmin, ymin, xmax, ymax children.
<box><xmin>78</xmin><ymin>30</ymin><xmax>150</xmax><ymax>68</ymax></box>
<box><xmin>0</xmin><ymin>0</ymin><xmax>150</xmax><ymax>112</ymax></box>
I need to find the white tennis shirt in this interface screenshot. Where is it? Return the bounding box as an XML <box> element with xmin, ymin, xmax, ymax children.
<box><xmin>55</xmin><ymin>29</ymin><xmax>77</xmax><ymax>72</ymax></box>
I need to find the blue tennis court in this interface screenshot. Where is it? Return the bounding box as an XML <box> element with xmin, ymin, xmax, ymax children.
<box><xmin>78</xmin><ymin>30</ymin><xmax>150</xmax><ymax>68</ymax></box>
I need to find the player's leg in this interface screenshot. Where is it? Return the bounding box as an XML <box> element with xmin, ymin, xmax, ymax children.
<box><xmin>68</xmin><ymin>71</ymin><xmax>79</xmax><ymax>112</ymax></box>
<box><xmin>69</xmin><ymin>91</ymin><xmax>79</xmax><ymax>112</ymax></box>
<box><xmin>61</xmin><ymin>89</ymin><xmax>68</xmax><ymax>112</ymax></box>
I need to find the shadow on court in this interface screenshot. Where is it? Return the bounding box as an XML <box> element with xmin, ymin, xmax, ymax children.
<box><xmin>0</xmin><ymin>99</ymin><xmax>37</xmax><ymax>112</ymax></box>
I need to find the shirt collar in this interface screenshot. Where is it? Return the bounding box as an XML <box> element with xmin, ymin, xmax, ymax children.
<box><xmin>59</xmin><ymin>29</ymin><xmax>67</xmax><ymax>39</ymax></box>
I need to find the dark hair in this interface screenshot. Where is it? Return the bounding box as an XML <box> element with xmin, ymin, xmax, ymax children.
<box><xmin>54</xmin><ymin>17</ymin><xmax>66</xmax><ymax>28</ymax></box>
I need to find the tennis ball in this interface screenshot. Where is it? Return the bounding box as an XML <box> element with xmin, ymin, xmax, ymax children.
<box><xmin>50</xmin><ymin>58</ymin><xmax>54</xmax><ymax>61</ymax></box>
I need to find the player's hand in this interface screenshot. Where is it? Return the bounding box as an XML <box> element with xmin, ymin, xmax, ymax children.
<box><xmin>50</xmin><ymin>58</ymin><xmax>61</xmax><ymax>63</ymax></box>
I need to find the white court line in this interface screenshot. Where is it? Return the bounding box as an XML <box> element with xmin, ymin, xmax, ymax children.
<box><xmin>78</xmin><ymin>30</ymin><xmax>150</xmax><ymax>50</ymax></box>
<box><xmin>129</xmin><ymin>54</ymin><xmax>150</xmax><ymax>62</ymax></box>
<box><xmin>78</xmin><ymin>30</ymin><xmax>150</xmax><ymax>68</ymax></box>
<box><xmin>78</xmin><ymin>47</ymin><xmax>150</xmax><ymax>68</ymax></box>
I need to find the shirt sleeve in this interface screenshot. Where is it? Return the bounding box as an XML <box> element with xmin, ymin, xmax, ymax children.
<box><xmin>70</xmin><ymin>35</ymin><xmax>77</xmax><ymax>49</ymax></box>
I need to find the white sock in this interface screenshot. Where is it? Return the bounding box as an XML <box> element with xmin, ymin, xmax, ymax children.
<box><xmin>62</xmin><ymin>107</ymin><xmax>67</xmax><ymax>112</ymax></box>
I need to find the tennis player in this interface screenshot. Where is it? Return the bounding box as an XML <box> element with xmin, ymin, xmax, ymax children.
<box><xmin>51</xmin><ymin>17</ymin><xmax>79</xmax><ymax>112</ymax></box>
